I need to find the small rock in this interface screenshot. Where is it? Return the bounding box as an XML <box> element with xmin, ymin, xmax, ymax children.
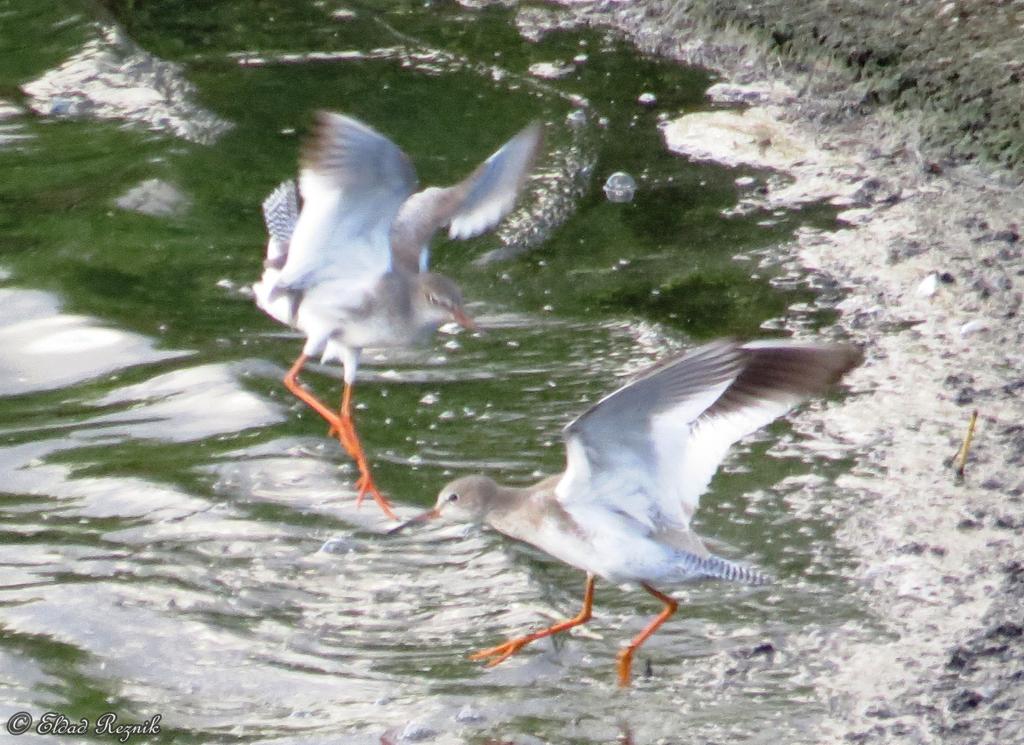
<box><xmin>986</xmin><ymin>622</ymin><xmax>1023</xmax><ymax>639</ymax></box>
<box><xmin>23</xmin><ymin>25</ymin><xmax>231</xmax><ymax>144</ymax></box>
<box><xmin>949</xmin><ymin>690</ymin><xmax>983</xmax><ymax>712</ymax></box>
<box><xmin>916</xmin><ymin>273</ymin><xmax>939</xmax><ymax>298</ymax></box>
<box><xmin>944</xmin><ymin>373</ymin><xmax>974</xmax><ymax>389</ymax></box>
<box><xmin>960</xmin><ymin>319</ymin><xmax>990</xmax><ymax>337</ymax></box>
<box><xmin>662</xmin><ymin>108</ymin><xmax>820</xmax><ymax>173</ymax></box>
<box><xmin>529</xmin><ymin>61</ymin><xmax>575</xmax><ymax>80</ymax></box>
<box><xmin>849</xmin><ymin>176</ymin><xmax>900</xmax><ymax>207</ymax></box>
<box><xmin>888</xmin><ymin>722</ymin><xmax>916</xmax><ymax>737</ymax></box>
<box><xmin>1003</xmin><ymin>380</ymin><xmax>1024</xmax><ymax>395</ymax></box>
<box><xmin>399</xmin><ymin>721</ymin><xmax>435</xmax><ymax>742</ymax></box>
<box><xmin>865</xmin><ymin>703</ymin><xmax>896</xmax><ymax>719</ymax></box>
<box><xmin>115</xmin><ymin>178</ymin><xmax>190</xmax><ymax>217</ymax></box>
<box><xmin>455</xmin><ymin>705</ymin><xmax>485</xmax><ymax>723</ymax></box>
<box><xmin>705</xmin><ymin>81</ymin><xmax>795</xmax><ymax>105</ymax></box>
<box><xmin>954</xmin><ymin>387</ymin><xmax>975</xmax><ymax>405</ymax></box>
<box><xmin>975</xmin><ymin>642</ymin><xmax>1008</xmax><ymax>658</ymax></box>
<box><xmin>972</xmin><ymin>277</ymin><xmax>995</xmax><ymax>299</ymax></box>
<box><xmin>947</xmin><ymin>648</ymin><xmax>971</xmax><ymax>670</ymax></box>
<box><xmin>887</xmin><ymin>239</ymin><xmax>927</xmax><ymax>264</ymax></box>
<box><xmin>749</xmin><ymin>642</ymin><xmax>776</xmax><ymax>657</ymax></box>
<box><xmin>995</xmin><ymin>515</ymin><xmax>1023</xmax><ymax>530</ymax></box>
<box><xmin>837</xmin><ymin>208</ymin><xmax>873</xmax><ymax>226</ymax></box>
<box><xmin>897</xmin><ymin>542</ymin><xmax>926</xmax><ymax>555</ymax></box>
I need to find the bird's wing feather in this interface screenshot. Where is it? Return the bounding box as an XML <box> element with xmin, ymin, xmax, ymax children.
<box><xmin>253</xmin><ymin>180</ymin><xmax>302</xmax><ymax>325</ymax></box>
<box><xmin>276</xmin><ymin>112</ymin><xmax>418</xmax><ymax>290</ymax></box>
<box><xmin>556</xmin><ymin>340</ymin><xmax>860</xmax><ymax>531</ymax></box>
<box><xmin>390</xmin><ymin>121</ymin><xmax>542</xmax><ymax>272</ymax></box>
<box><xmin>261</xmin><ymin>179</ymin><xmax>300</xmax><ymax>266</ymax></box>
<box><xmin>668</xmin><ymin>341</ymin><xmax>861</xmax><ymax>518</ymax></box>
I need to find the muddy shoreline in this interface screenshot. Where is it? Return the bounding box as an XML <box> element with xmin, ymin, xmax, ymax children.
<box><xmin>537</xmin><ymin>2</ymin><xmax>1024</xmax><ymax>742</ymax></box>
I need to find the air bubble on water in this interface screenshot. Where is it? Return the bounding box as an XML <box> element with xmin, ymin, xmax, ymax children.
<box><xmin>319</xmin><ymin>537</ymin><xmax>356</xmax><ymax>555</ymax></box>
<box><xmin>603</xmin><ymin>171</ymin><xmax>636</xmax><ymax>202</ymax></box>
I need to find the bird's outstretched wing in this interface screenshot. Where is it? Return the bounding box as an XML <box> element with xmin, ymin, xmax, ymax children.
<box><xmin>276</xmin><ymin>112</ymin><xmax>418</xmax><ymax>291</ymax></box>
<box><xmin>390</xmin><ymin>121</ymin><xmax>543</xmax><ymax>273</ymax></box>
<box><xmin>556</xmin><ymin>339</ymin><xmax>861</xmax><ymax>532</ymax></box>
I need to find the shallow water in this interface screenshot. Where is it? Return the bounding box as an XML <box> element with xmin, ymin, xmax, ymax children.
<box><xmin>1</xmin><ymin>2</ymin><xmax>864</xmax><ymax>742</ymax></box>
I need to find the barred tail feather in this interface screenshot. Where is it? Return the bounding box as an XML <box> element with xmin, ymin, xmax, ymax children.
<box><xmin>675</xmin><ymin>551</ymin><xmax>771</xmax><ymax>586</ymax></box>
<box><xmin>262</xmin><ymin>180</ymin><xmax>300</xmax><ymax>248</ymax></box>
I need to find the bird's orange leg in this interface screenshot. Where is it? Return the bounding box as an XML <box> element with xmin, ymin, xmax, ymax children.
<box><xmin>336</xmin><ymin>383</ymin><xmax>397</xmax><ymax>520</ymax></box>
<box><xmin>616</xmin><ymin>584</ymin><xmax>678</xmax><ymax>687</ymax></box>
<box><xmin>471</xmin><ymin>574</ymin><xmax>596</xmax><ymax>667</ymax></box>
<box><xmin>283</xmin><ymin>354</ymin><xmax>344</xmax><ymax>432</ymax></box>
<box><xmin>284</xmin><ymin>355</ymin><xmax>395</xmax><ymax>520</ymax></box>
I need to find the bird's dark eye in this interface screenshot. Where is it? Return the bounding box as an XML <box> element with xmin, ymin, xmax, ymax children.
<box><xmin>447</xmin><ymin>493</ymin><xmax>459</xmax><ymax>503</ymax></box>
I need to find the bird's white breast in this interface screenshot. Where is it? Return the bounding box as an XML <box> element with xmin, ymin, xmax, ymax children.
<box><xmin>496</xmin><ymin>503</ymin><xmax>679</xmax><ymax>586</ymax></box>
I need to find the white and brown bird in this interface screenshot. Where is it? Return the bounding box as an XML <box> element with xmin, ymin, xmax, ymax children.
<box><xmin>254</xmin><ymin>112</ymin><xmax>543</xmax><ymax>519</ymax></box>
<box><xmin>393</xmin><ymin>338</ymin><xmax>860</xmax><ymax>685</ymax></box>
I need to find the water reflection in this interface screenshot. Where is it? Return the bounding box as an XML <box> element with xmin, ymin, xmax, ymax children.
<box><xmin>0</xmin><ymin>287</ymin><xmax>185</xmax><ymax>396</ymax></box>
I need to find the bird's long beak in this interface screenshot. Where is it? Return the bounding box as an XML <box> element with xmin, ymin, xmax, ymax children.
<box><xmin>451</xmin><ymin>307</ymin><xmax>477</xmax><ymax>331</ymax></box>
<box><xmin>387</xmin><ymin>507</ymin><xmax>441</xmax><ymax>535</ymax></box>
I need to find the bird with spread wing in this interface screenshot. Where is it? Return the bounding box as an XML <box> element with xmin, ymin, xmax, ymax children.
<box><xmin>392</xmin><ymin>338</ymin><xmax>860</xmax><ymax>685</ymax></box>
<box><xmin>254</xmin><ymin>112</ymin><xmax>543</xmax><ymax>518</ymax></box>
